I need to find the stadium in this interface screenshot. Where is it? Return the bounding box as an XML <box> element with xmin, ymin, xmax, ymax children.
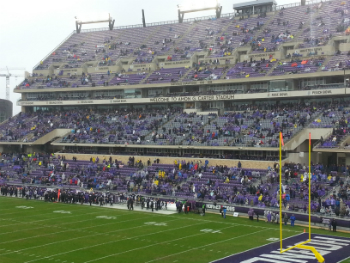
<box><xmin>1</xmin><ymin>0</ymin><xmax>350</xmax><ymax>262</ymax></box>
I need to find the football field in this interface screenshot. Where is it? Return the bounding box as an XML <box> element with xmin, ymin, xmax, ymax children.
<box><xmin>1</xmin><ymin>196</ymin><xmax>350</xmax><ymax>263</ymax></box>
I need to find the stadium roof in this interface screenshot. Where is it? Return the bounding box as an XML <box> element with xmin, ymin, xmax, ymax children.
<box><xmin>233</xmin><ymin>0</ymin><xmax>277</xmax><ymax>9</ymax></box>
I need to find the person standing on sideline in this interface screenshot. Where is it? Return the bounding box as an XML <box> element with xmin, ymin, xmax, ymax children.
<box><xmin>290</xmin><ymin>214</ymin><xmax>296</xmax><ymax>226</ymax></box>
<box><xmin>223</xmin><ymin>206</ymin><xmax>227</xmax><ymax>219</ymax></box>
<box><xmin>284</xmin><ymin>213</ymin><xmax>288</xmax><ymax>225</ymax></box>
<box><xmin>267</xmin><ymin>211</ymin><xmax>271</xmax><ymax>223</ymax></box>
<box><xmin>248</xmin><ymin>209</ymin><xmax>254</xmax><ymax>220</ymax></box>
<box><xmin>89</xmin><ymin>194</ymin><xmax>92</xmax><ymax>206</ymax></box>
<box><xmin>271</xmin><ymin>213</ymin><xmax>276</xmax><ymax>224</ymax></box>
<box><xmin>127</xmin><ymin>198</ymin><xmax>130</xmax><ymax>210</ymax></box>
<box><xmin>130</xmin><ymin>198</ymin><xmax>134</xmax><ymax>210</ymax></box>
<box><xmin>256</xmin><ymin>212</ymin><xmax>259</xmax><ymax>222</ymax></box>
<box><xmin>141</xmin><ymin>198</ymin><xmax>145</xmax><ymax>209</ymax></box>
<box><xmin>332</xmin><ymin>219</ymin><xmax>337</xmax><ymax>232</ymax></box>
<box><xmin>201</xmin><ymin>204</ymin><xmax>206</xmax><ymax>216</ymax></box>
<box><xmin>99</xmin><ymin>195</ymin><xmax>103</xmax><ymax>206</ymax></box>
<box><xmin>151</xmin><ymin>199</ymin><xmax>154</xmax><ymax>212</ymax></box>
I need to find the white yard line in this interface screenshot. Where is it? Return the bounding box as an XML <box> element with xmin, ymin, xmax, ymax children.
<box><xmin>0</xmin><ymin>212</ymin><xmax>100</xmax><ymax>227</ymax></box>
<box><xmin>0</xmin><ymin>195</ymin><xmax>303</xmax><ymax>263</ymax></box>
<box><xmin>0</xmin><ymin>197</ymin><xmax>301</xmax><ymax>236</ymax></box>
<box><xmin>0</xmin><ymin>205</ymin><xmax>33</xmax><ymax>211</ymax></box>
<box><xmin>208</xmin><ymin>233</ymin><xmax>304</xmax><ymax>263</ymax></box>
<box><xmin>0</xmin><ymin>224</ymin><xmax>71</xmax><ymax>236</ymax></box>
<box><xmin>167</xmin><ymin>215</ymin><xmax>301</xmax><ymax>234</ymax></box>
<box><xmin>0</xmin><ymin>207</ymin><xmax>90</xmax><ymax>217</ymax></box>
<box><xmin>82</xmin><ymin>225</ymin><xmax>239</xmax><ymax>263</ymax></box>
<box><xmin>2</xmin><ymin>216</ymin><xmax>180</xmax><ymax>257</ymax></box>
<box><xmin>0</xmin><ymin>211</ymin><xmax>105</xmax><ymax>228</ymax></box>
<box><xmin>143</xmin><ymin>228</ymin><xmax>268</xmax><ymax>263</ymax></box>
<box><xmin>0</xmin><ymin>212</ymin><xmax>139</xmax><ymax>236</ymax></box>
<box><xmin>23</xmin><ymin>221</ymin><xmax>208</xmax><ymax>263</ymax></box>
<box><xmin>0</xmin><ymin>204</ymin><xmax>131</xmax><ymax>219</ymax></box>
<box><xmin>0</xmin><ymin>203</ymin><xmax>96</xmax><ymax>216</ymax></box>
<box><xmin>0</xmin><ymin>208</ymin><xmax>134</xmax><ymax>234</ymax></box>
<box><xmin>0</xmin><ymin>214</ymin><xmax>167</xmax><ymax>249</ymax></box>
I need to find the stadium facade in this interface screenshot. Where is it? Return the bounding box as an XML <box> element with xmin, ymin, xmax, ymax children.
<box><xmin>0</xmin><ymin>99</ymin><xmax>13</xmax><ymax>123</ymax></box>
<box><xmin>2</xmin><ymin>0</ymin><xmax>350</xmax><ymax>168</ymax></box>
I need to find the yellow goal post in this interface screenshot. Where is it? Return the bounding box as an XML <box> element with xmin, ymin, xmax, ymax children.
<box><xmin>278</xmin><ymin>132</ymin><xmax>324</xmax><ymax>263</ymax></box>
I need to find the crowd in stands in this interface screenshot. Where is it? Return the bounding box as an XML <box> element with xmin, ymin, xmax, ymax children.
<box><xmin>19</xmin><ymin>0</ymin><xmax>348</xmax><ymax>90</ymax></box>
<box><xmin>3</xmin><ymin>100</ymin><xmax>350</xmax><ymax>148</ymax></box>
<box><xmin>0</xmin><ymin>152</ymin><xmax>349</xmax><ymax>218</ymax></box>
<box><xmin>316</xmin><ymin>107</ymin><xmax>350</xmax><ymax>148</ymax></box>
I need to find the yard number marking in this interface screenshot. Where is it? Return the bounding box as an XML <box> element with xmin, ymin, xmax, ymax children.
<box><xmin>266</xmin><ymin>238</ymin><xmax>279</xmax><ymax>242</ymax></box>
<box><xmin>144</xmin><ymin>222</ymin><xmax>167</xmax><ymax>226</ymax></box>
<box><xmin>200</xmin><ymin>229</ymin><xmax>222</xmax><ymax>233</ymax></box>
<box><xmin>53</xmin><ymin>211</ymin><xmax>71</xmax><ymax>214</ymax></box>
<box><xmin>15</xmin><ymin>206</ymin><xmax>34</xmax><ymax>209</ymax></box>
<box><xmin>96</xmin><ymin>216</ymin><xmax>116</xmax><ymax>220</ymax></box>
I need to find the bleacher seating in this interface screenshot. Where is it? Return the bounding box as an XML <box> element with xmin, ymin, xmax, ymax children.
<box><xmin>12</xmin><ymin>0</ymin><xmax>347</xmax><ymax>92</ymax></box>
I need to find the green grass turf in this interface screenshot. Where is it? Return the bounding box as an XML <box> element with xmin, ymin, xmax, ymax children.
<box><xmin>0</xmin><ymin>196</ymin><xmax>350</xmax><ymax>263</ymax></box>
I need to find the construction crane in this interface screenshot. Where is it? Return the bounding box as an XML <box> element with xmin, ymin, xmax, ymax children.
<box><xmin>0</xmin><ymin>67</ymin><xmax>26</xmax><ymax>101</ymax></box>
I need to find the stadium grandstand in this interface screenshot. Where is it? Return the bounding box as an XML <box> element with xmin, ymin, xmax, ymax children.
<box><xmin>6</xmin><ymin>0</ymin><xmax>350</xmax><ymax>162</ymax></box>
<box><xmin>1</xmin><ymin>0</ymin><xmax>350</xmax><ymax>262</ymax></box>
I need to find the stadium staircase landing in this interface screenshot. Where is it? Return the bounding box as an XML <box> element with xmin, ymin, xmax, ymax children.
<box><xmin>317</xmin><ymin>56</ymin><xmax>332</xmax><ymax>72</ymax></box>
<box><xmin>0</xmin><ymin>129</ymin><xmax>72</xmax><ymax>146</ymax></box>
<box><xmin>139</xmin><ymin>71</ymin><xmax>154</xmax><ymax>84</ymax></box>
<box><xmin>284</xmin><ymin>127</ymin><xmax>333</xmax><ymax>151</ymax></box>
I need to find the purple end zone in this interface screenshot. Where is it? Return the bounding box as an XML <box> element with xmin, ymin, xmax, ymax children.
<box><xmin>212</xmin><ymin>233</ymin><xmax>350</xmax><ymax>263</ymax></box>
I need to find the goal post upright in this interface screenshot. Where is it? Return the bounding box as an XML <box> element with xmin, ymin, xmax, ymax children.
<box><xmin>75</xmin><ymin>13</ymin><xmax>115</xmax><ymax>33</ymax></box>
<box><xmin>279</xmin><ymin>132</ymin><xmax>325</xmax><ymax>263</ymax></box>
<box><xmin>279</xmin><ymin>132</ymin><xmax>283</xmax><ymax>252</ymax></box>
<box><xmin>177</xmin><ymin>0</ymin><xmax>222</xmax><ymax>23</ymax></box>
<box><xmin>309</xmin><ymin>132</ymin><xmax>311</xmax><ymax>241</ymax></box>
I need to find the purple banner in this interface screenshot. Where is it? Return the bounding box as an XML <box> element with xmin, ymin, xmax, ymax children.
<box><xmin>212</xmin><ymin>233</ymin><xmax>350</xmax><ymax>263</ymax></box>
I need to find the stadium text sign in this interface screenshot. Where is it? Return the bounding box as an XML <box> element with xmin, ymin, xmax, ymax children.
<box><xmin>17</xmin><ymin>88</ymin><xmax>347</xmax><ymax>106</ymax></box>
<box><xmin>206</xmin><ymin>204</ymin><xmax>235</xmax><ymax>212</ymax></box>
<box><xmin>149</xmin><ymin>94</ymin><xmax>235</xmax><ymax>102</ymax></box>
<box><xmin>212</xmin><ymin>234</ymin><xmax>350</xmax><ymax>263</ymax></box>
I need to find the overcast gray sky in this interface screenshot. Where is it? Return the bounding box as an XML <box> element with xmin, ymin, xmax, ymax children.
<box><xmin>0</xmin><ymin>0</ymin><xmax>297</xmax><ymax>115</ymax></box>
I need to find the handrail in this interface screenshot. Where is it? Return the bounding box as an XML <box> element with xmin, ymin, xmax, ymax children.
<box><xmin>32</xmin><ymin>0</ymin><xmax>334</xmax><ymax>72</ymax></box>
